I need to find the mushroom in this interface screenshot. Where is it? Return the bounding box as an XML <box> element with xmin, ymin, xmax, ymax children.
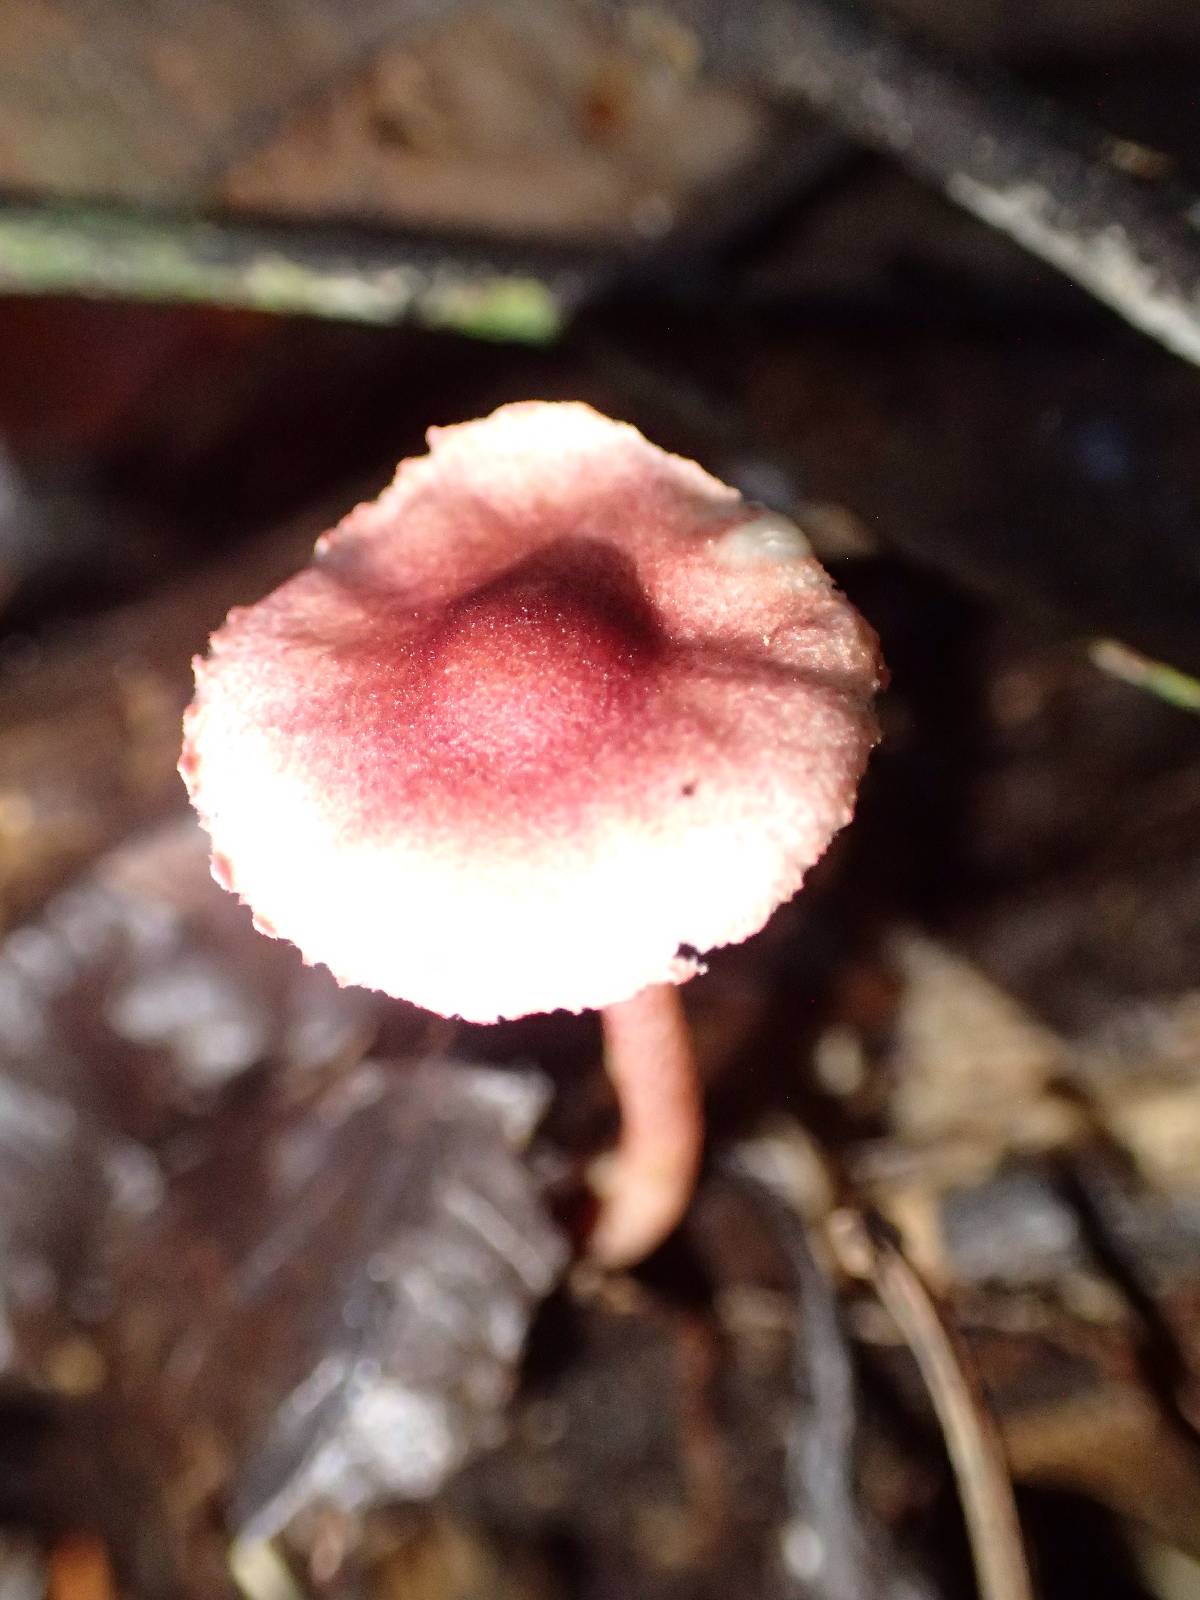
<box><xmin>180</xmin><ymin>402</ymin><xmax>883</xmax><ymax>1265</ymax></box>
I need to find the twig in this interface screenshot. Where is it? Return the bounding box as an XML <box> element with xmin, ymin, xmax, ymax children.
<box><xmin>599</xmin><ymin>0</ymin><xmax>1200</xmax><ymax>369</ymax></box>
<box><xmin>1089</xmin><ymin>641</ymin><xmax>1200</xmax><ymax>714</ymax></box>
<box><xmin>829</xmin><ymin>1207</ymin><xmax>1034</xmax><ymax>1600</ymax></box>
<box><xmin>0</xmin><ymin>200</ymin><xmax>603</xmax><ymax>343</ymax></box>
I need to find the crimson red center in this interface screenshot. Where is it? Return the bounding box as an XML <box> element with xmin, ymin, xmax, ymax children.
<box><xmin>316</xmin><ymin>536</ymin><xmax>667</xmax><ymax>821</ymax></box>
<box><xmin>419</xmin><ymin>538</ymin><xmax>662</xmax><ymax>770</ymax></box>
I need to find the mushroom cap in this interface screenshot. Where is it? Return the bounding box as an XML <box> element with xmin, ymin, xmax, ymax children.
<box><xmin>181</xmin><ymin>402</ymin><xmax>882</xmax><ymax>1023</ymax></box>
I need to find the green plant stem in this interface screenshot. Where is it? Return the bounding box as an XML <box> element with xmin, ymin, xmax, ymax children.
<box><xmin>0</xmin><ymin>199</ymin><xmax>601</xmax><ymax>342</ymax></box>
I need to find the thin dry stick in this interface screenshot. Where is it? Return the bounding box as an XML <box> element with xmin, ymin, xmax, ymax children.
<box><xmin>829</xmin><ymin>1208</ymin><xmax>1034</xmax><ymax>1600</ymax></box>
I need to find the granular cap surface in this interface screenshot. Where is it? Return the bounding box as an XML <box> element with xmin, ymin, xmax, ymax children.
<box><xmin>181</xmin><ymin>402</ymin><xmax>883</xmax><ymax>1021</ymax></box>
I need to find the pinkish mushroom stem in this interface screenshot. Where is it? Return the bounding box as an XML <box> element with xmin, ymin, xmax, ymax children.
<box><xmin>589</xmin><ymin>983</ymin><xmax>704</xmax><ymax>1268</ymax></box>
